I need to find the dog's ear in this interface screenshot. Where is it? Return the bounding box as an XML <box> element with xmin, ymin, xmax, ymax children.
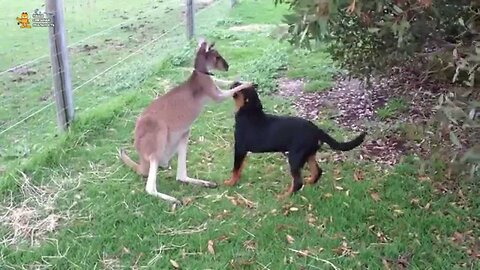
<box><xmin>244</xmin><ymin>90</ymin><xmax>262</xmax><ymax>111</ymax></box>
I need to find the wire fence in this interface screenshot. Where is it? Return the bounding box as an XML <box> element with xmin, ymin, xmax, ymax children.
<box><xmin>0</xmin><ymin>0</ymin><xmax>231</xmax><ymax>168</ymax></box>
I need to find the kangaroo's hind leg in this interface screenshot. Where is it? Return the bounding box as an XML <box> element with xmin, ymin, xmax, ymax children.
<box><xmin>143</xmin><ymin>131</ymin><xmax>181</xmax><ymax>205</ymax></box>
<box><xmin>176</xmin><ymin>131</ymin><xmax>217</xmax><ymax>188</ymax></box>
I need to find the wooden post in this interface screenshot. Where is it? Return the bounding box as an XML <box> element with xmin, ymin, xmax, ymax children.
<box><xmin>186</xmin><ymin>0</ymin><xmax>194</xmax><ymax>39</ymax></box>
<box><xmin>46</xmin><ymin>0</ymin><xmax>74</xmax><ymax>131</ymax></box>
<box><xmin>230</xmin><ymin>0</ymin><xmax>237</xmax><ymax>8</ymax></box>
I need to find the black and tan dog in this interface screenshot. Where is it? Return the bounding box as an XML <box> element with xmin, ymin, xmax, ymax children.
<box><xmin>224</xmin><ymin>82</ymin><xmax>366</xmax><ymax>199</ymax></box>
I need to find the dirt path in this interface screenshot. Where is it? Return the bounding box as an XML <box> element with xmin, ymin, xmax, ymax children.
<box><xmin>277</xmin><ymin>69</ymin><xmax>449</xmax><ymax>166</ymax></box>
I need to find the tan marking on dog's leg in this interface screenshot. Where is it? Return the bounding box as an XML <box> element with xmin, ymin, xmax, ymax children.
<box><xmin>277</xmin><ymin>171</ymin><xmax>303</xmax><ymax>200</ymax></box>
<box><xmin>145</xmin><ymin>159</ymin><xmax>181</xmax><ymax>205</ymax></box>
<box><xmin>305</xmin><ymin>154</ymin><xmax>322</xmax><ymax>185</ymax></box>
<box><xmin>176</xmin><ymin>133</ymin><xmax>217</xmax><ymax>188</ymax></box>
<box><xmin>224</xmin><ymin>158</ymin><xmax>246</xmax><ymax>186</ymax></box>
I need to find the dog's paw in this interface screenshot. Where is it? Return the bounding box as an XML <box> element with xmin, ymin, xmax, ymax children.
<box><xmin>223</xmin><ymin>179</ymin><xmax>236</xmax><ymax>186</ymax></box>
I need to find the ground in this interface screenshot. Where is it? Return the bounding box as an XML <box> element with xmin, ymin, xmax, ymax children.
<box><xmin>0</xmin><ymin>0</ymin><xmax>479</xmax><ymax>269</ymax></box>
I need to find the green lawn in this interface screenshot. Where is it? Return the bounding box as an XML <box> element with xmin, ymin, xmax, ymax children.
<box><xmin>0</xmin><ymin>0</ymin><xmax>478</xmax><ymax>269</ymax></box>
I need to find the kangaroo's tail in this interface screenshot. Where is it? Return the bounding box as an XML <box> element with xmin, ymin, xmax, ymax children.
<box><xmin>119</xmin><ymin>148</ymin><xmax>139</xmax><ymax>171</ymax></box>
<box><xmin>318</xmin><ymin>129</ymin><xmax>366</xmax><ymax>151</ymax></box>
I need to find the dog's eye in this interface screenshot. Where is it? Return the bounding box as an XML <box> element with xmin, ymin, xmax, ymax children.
<box><xmin>233</xmin><ymin>93</ymin><xmax>238</xmax><ymax>98</ymax></box>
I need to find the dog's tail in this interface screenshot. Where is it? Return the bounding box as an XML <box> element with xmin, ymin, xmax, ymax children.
<box><xmin>119</xmin><ymin>148</ymin><xmax>139</xmax><ymax>171</ymax></box>
<box><xmin>317</xmin><ymin>129</ymin><xmax>366</xmax><ymax>151</ymax></box>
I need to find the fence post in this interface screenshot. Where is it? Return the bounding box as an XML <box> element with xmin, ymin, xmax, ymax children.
<box><xmin>186</xmin><ymin>0</ymin><xmax>194</xmax><ymax>40</ymax></box>
<box><xmin>46</xmin><ymin>0</ymin><xmax>74</xmax><ymax>131</ymax></box>
<box><xmin>230</xmin><ymin>0</ymin><xmax>237</xmax><ymax>8</ymax></box>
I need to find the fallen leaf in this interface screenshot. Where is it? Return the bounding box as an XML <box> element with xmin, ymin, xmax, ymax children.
<box><xmin>353</xmin><ymin>169</ymin><xmax>365</xmax><ymax>181</ymax></box>
<box><xmin>333</xmin><ymin>241</ymin><xmax>358</xmax><ymax>257</ymax></box>
<box><xmin>333</xmin><ymin>168</ymin><xmax>342</xmax><ymax>180</ymax></box>
<box><xmin>296</xmin><ymin>249</ymin><xmax>310</xmax><ymax>257</ymax></box>
<box><xmin>382</xmin><ymin>258</ymin><xmax>392</xmax><ymax>270</ymax></box>
<box><xmin>207</xmin><ymin>240</ymin><xmax>215</xmax><ymax>255</ymax></box>
<box><xmin>182</xmin><ymin>197</ymin><xmax>194</xmax><ymax>206</ymax></box>
<box><xmin>214</xmin><ymin>210</ymin><xmax>231</xmax><ymax>220</ymax></box>
<box><xmin>243</xmin><ymin>240</ymin><xmax>256</xmax><ymax>251</ymax></box>
<box><xmin>226</xmin><ymin>194</ymin><xmax>256</xmax><ymax>209</ymax></box>
<box><xmin>323</xmin><ymin>193</ymin><xmax>333</xmax><ymax>198</ymax></box>
<box><xmin>393</xmin><ymin>209</ymin><xmax>404</xmax><ymax>215</ymax></box>
<box><xmin>229</xmin><ymin>258</ymin><xmax>255</xmax><ymax>269</ymax></box>
<box><xmin>170</xmin><ymin>259</ymin><xmax>180</xmax><ymax>269</ymax></box>
<box><xmin>217</xmin><ymin>235</ymin><xmax>230</xmax><ymax>242</ymax></box>
<box><xmin>396</xmin><ymin>253</ymin><xmax>412</xmax><ymax>269</ymax></box>
<box><xmin>423</xmin><ymin>202</ymin><xmax>431</xmax><ymax>210</ymax></box>
<box><xmin>289</xmin><ymin>207</ymin><xmax>299</xmax><ymax>212</ymax></box>
<box><xmin>335</xmin><ymin>186</ymin><xmax>344</xmax><ymax>191</ymax></box>
<box><xmin>410</xmin><ymin>198</ymin><xmax>420</xmax><ymax>205</ymax></box>
<box><xmin>376</xmin><ymin>231</ymin><xmax>390</xmax><ymax>243</ymax></box>
<box><xmin>370</xmin><ymin>192</ymin><xmax>381</xmax><ymax>202</ymax></box>
<box><xmin>286</xmin><ymin>234</ymin><xmax>295</xmax><ymax>244</ymax></box>
<box><xmin>418</xmin><ymin>175</ymin><xmax>430</xmax><ymax>182</ymax></box>
<box><xmin>452</xmin><ymin>231</ymin><xmax>464</xmax><ymax>244</ymax></box>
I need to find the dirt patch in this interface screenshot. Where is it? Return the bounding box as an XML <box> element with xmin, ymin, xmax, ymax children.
<box><xmin>9</xmin><ymin>66</ymin><xmax>37</xmax><ymax>76</ymax></box>
<box><xmin>276</xmin><ymin>67</ymin><xmax>450</xmax><ymax>166</ymax></box>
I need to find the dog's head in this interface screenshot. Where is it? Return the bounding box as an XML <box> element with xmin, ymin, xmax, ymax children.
<box><xmin>195</xmin><ymin>38</ymin><xmax>229</xmax><ymax>72</ymax></box>
<box><xmin>230</xmin><ymin>81</ymin><xmax>262</xmax><ymax>113</ymax></box>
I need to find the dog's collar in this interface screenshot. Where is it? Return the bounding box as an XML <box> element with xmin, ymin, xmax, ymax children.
<box><xmin>195</xmin><ymin>69</ymin><xmax>214</xmax><ymax>76</ymax></box>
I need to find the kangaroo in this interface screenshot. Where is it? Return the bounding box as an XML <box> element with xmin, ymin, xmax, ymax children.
<box><xmin>120</xmin><ymin>39</ymin><xmax>252</xmax><ymax>205</ymax></box>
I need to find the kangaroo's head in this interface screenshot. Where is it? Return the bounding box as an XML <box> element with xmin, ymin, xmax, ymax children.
<box><xmin>194</xmin><ymin>38</ymin><xmax>229</xmax><ymax>74</ymax></box>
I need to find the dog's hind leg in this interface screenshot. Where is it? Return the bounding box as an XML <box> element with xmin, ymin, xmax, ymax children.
<box><xmin>224</xmin><ymin>152</ymin><xmax>247</xmax><ymax>186</ymax></box>
<box><xmin>176</xmin><ymin>132</ymin><xmax>217</xmax><ymax>188</ymax></box>
<box><xmin>305</xmin><ymin>154</ymin><xmax>322</xmax><ymax>185</ymax></box>
<box><xmin>145</xmin><ymin>158</ymin><xmax>181</xmax><ymax>205</ymax></box>
<box><xmin>278</xmin><ymin>152</ymin><xmax>307</xmax><ymax>200</ymax></box>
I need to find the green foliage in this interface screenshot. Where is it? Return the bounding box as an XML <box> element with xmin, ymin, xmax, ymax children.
<box><xmin>274</xmin><ymin>0</ymin><xmax>478</xmax><ymax>84</ymax></box>
<box><xmin>377</xmin><ymin>98</ymin><xmax>408</xmax><ymax>120</ymax></box>
<box><xmin>435</xmin><ymin>92</ymin><xmax>480</xmax><ymax>178</ymax></box>
<box><xmin>241</xmin><ymin>47</ymin><xmax>288</xmax><ymax>93</ymax></box>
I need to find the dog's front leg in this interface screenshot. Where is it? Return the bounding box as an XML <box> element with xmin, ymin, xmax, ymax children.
<box><xmin>176</xmin><ymin>132</ymin><xmax>217</xmax><ymax>188</ymax></box>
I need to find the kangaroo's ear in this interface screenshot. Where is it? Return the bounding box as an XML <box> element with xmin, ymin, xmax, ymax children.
<box><xmin>197</xmin><ymin>37</ymin><xmax>207</xmax><ymax>51</ymax></box>
<box><xmin>208</xmin><ymin>42</ymin><xmax>216</xmax><ymax>51</ymax></box>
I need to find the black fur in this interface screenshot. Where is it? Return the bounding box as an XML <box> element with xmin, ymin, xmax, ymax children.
<box><xmin>229</xmin><ymin>81</ymin><xmax>366</xmax><ymax>194</ymax></box>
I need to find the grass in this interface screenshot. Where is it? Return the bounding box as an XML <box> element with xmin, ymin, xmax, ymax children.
<box><xmin>287</xmin><ymin>48</ymin><xmax>338</xmax><ymax>92</ymax></box>
<box><xmin>1</xmin><ymin>0</ymin><xmax>479</xmax><ymax>269</ymax></box>
<box><xmin>377</xmin><ymin>98</ymin><xmax>408</xmax><ymax>120</ymax></box>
